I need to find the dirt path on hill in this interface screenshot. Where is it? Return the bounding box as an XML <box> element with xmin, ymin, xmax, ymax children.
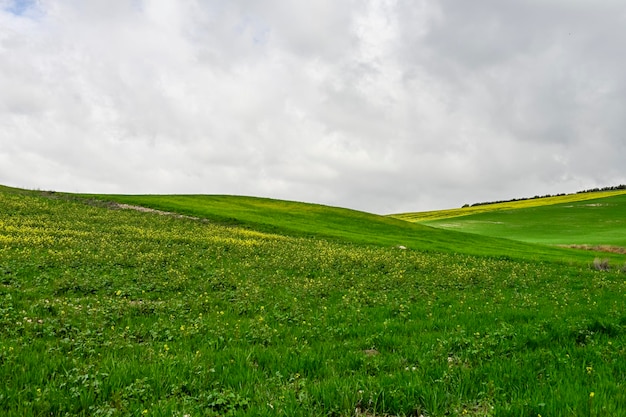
<box><xmin>112</xmin><ymin>203</ymin><xmax>202</xmax><ymax>221</ymax></box>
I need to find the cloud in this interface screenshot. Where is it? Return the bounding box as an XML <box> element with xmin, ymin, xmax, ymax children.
<box><xmin>1</xmin><ymin>1</ymin><xmax>625</xmax><ymax>213</ymax></box>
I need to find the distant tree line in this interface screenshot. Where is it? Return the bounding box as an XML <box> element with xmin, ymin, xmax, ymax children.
<box><xmin>575</xmin><ymin>184</ymin><xmax>626</xmax><ymax>194</ymax></box>
<box><xmin>462</xmin><ymin>184</ymin><xmax>626</xmax><ymax>208</ymax></box>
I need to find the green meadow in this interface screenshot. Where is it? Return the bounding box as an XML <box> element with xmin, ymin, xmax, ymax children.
<box><xmin>1</xmin><ymin>185</ymin><xmax>626</xmax><ymax>416</ymax></box>
<box><xmin>399</xmin><ymin>191</ymin><xmax>626</xmax><ymax>249</ymax></box>
<box><xmin>391</xmin><ymin>190</ymin><xmax>626</xmax><ymax>223</ymax></box>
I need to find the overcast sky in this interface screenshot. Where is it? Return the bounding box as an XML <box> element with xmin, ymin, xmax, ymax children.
<box><xmin>1</xmin><ymin>1</ymin><xmax>625</xmax><ymax>214</ymax></box>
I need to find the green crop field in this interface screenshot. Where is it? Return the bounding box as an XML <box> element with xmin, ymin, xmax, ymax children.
<box><xmin>2</xmin><ymin>185</ymin><xmax>626</xmax><ymax>416</ymax></box>
<box><xmin>398</xmin><ymin>192</ymin><xmax>626</xmax><ymax>250</ymax></box>
<box><xmin>391</xmin><ymin>190</ymin><xmax>626</xmax><ymax>223</ymax></box>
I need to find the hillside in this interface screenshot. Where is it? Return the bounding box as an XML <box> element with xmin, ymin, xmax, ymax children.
<box><xmin>79</xmin><ymin>193</ymin><xmax>622</xmax><ymax>264</ymax></box>
<box><xmin>393</xmin><ymin>191</ymin><xmax>626</xmax><ymax>252</ymax></box>
<box><xmin>2</xmin><ymin>185</ymin><xmax>626</xmax><ymax>416</ymax></box>
<box><xmin>391</xmin><ymin>189</ymin><xmax>626</xmax><ymax>222</ymax></box>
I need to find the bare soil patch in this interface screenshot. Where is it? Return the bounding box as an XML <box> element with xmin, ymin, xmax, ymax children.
<box><xmin>560</xmin><ymin>244</ymin><xmax>626</xmax><ymax>254</ymax></box>
<box><xmin>113</xmin><ymin>203</ymin><xmax>202</xmax><ymax>221</ymax></box>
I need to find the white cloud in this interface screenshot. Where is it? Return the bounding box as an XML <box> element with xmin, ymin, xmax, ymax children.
<box><xmin>1</xmin><ymin>0</ymin><xmax>625</xmax><ymax>213</ymax></box>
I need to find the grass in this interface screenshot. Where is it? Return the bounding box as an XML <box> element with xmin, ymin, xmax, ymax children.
<box><xmin>80</xmin><ymin>193</ymin><xmax>625</xmax><ymax>265</ymax></box>
<box><xmin>413</xmin><ymin>193</ymin><xmax>626</xmax><ymax>250</ymax></box>
<box><xmin>2</xmin><ymin>186</ymin><xmax>626</xmax><ymax>416</ymax></box>
<box><xmin>391</xmin><ymin>190</ymin><xmax>626</xmax><ymax>222</ymax></box>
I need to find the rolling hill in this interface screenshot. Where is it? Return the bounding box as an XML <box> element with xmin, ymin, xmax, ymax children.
<box><xmin>80</xmin><ymin>192</ymin><xmax>625</xmax><ymax>264</ymax></box>
<box><xmin>2</xmin><ymin>184</ymin><xmax>626</xmax><ymax>416</ymax></box>
<box><xmin>391</xmin><ymin>190</ymin><xmax>626</xmax><ymax>251</ymax></box>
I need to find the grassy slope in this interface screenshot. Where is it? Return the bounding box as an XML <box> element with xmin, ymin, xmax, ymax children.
<box><xmin>418</xmin><ymin>193</ymin><xmax>626</xmax><ymax>248</ymax></box>
<box><xmin>79</xmin><ymin>193</ymin><xmax>620</xmax><ymax>265</ymax></box>
<box><xmin>391</xmin><ymin>190</ymin><xmax>626</xmax><ymax>222</ymax></box>
<box><xmin>3</xmin><ymin>186</ymin><xmax>626</xmax><ymax>416</ymax></box>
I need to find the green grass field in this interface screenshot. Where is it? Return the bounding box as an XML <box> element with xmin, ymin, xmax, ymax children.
<box><xmin>79</xmin><ymin>193</ymin><xmax>625</xmax><ymax>265</ymax></box>
<box><xmin>391</xmin><ymin>190</ymin><xmax>626</xmax><ymax>222</ymax></box>
<box><xmin>399</xmin><ymin>192</ymin><xmax>626</xmax><ymax>250</ymax></box>
<box><xmin>2</xmin><ymin>185</ymin><xmax>626</xmax><ymax>416</ymax></box>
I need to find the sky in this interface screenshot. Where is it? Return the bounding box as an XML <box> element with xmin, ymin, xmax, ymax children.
<box><xmin>1</xmin><ymin>0</ymin><xmax>625</xmax><ymax>214</ymax></box>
